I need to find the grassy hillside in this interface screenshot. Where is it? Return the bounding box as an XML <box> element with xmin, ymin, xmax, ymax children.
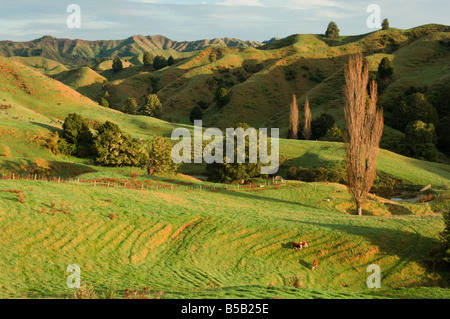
<box><xmin>0</xmin><ymin>25</ymin><xmax>449</xmax><ymax>299</ymax></box>
<box><xmin>0</xmin><ymin>177</ymin><xmax>449</xmax><ymax>298</ymax></box>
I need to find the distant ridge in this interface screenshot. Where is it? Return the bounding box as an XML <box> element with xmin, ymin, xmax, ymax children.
<box><xmin>0</xmin><ymin>35</ymin><xmax>262</xmax><ymax>66</ymax></box>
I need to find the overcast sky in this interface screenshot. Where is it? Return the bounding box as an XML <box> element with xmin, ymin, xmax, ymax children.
<box><xmin>0</xmin><ymin>0</ymin><xmax>448</xmax><ymax>42</ymax></box>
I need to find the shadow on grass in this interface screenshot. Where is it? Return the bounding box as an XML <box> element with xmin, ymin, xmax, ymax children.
<box><xmin>281</xmin><ymin>219</ymin><xmax>442</xmax><ymax>275</ymax></box>
<box><xmin>30</xmin><ymin>122</ymin><xmax>62</xmax><ymax>133</ymax></box>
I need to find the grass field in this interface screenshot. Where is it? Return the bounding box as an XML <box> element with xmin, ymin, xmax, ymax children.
<box><xmin>0</xmin><ymin>176</ymin><xmax>449</xmax><ymax>299</ymax></box>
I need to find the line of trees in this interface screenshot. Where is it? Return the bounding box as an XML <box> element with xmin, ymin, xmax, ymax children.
<box><xmin>56</xmin><ymin>113</ymin><xmax>177</xmax><ymax>175</ymax></box>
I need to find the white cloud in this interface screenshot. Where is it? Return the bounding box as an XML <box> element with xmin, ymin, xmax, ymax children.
<box><xmin>218</xmin><ymin>0</ymin><xmax>263</xmax><ymax>7</ymax></box>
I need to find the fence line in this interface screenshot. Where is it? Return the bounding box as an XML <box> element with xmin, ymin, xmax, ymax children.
<box><xmin>0</xmin><ymin>173</ymin><xmax>286</xmax><ymax>193</ymax></box>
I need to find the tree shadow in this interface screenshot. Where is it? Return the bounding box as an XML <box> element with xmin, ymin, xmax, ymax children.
<box><xmin>30</xmin><ymin>122</ymin><xmax>62</xmax><ymax>133</ymax></box>
<box><xmin>384</xmin><ymin>202</ymin><xmax>413</xmax><ymax>215</ymax></box>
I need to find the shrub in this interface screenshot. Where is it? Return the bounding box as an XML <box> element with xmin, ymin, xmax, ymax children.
<box><xmin>47</xmin><ymin>132</ymin><xmax>60</xmax><ymax>155</ymax></box>
<box><xmin>287</xmin><ymin>166</ymin><xmax>297</xmax><ymax>179</ymax></box>
<box><xmin>214</xmin><ymin>87</ymin><xmax>231</xmax><ymax>107</ymax></box>
<box><xmin>189</xmin><ymin>106</ymin><xmax>203</xmax><ymax>123</ymax></box>
<box><xmin>382</xmin><ymin>18</ymin><xmax>389</xmax><ymax>30</ymax></box>
<box><xmin>99</xmin><ymin>97</ymin><xmax>109</xmax><ymax>108</ymax></box>
<box><xmin>74</xmin><ymin>281</ymin><xmax>98</xmax><ymax>299</ymax></box>
<box><xmin>296</xmin><ymin>167</ymin><xmax>315</xmax><ymax>182</ymax></box>
<box><xmin>112</xmin><ymin>57</ymin><xmax>123</xmax><ymax>72</ymax></box>
<box><xmin>197</xmin><ymin>100</ymin><xmax>210</xmax><ymax>110</ymax></box>
<box><xmin>311</xmin><ymin>113</ymin><xmax>336</xmax><ymax>140</ymax></box>
<box><xmin>377</xmin><ymin>57</ymin><xmax>393</xmax><ymax>80</ymax></box>
<box><xmin>313</xmin><ymin>167</ymin><xmax>328</xmax><ymax>182</ymax></box>
<box><xmin>324</xmin><ymin>124</ymin><xmax>344</xmax><ymax>142</ymax></box>
<box><xmin>33</xmin><ymin>158</ymin><xmax>52</xmax><ymax>175</ymax></box>
<box><xmin>153</xmin><ymin>55</ymin><xmax>168</xmax><ymax>70</ymax></box>
<box><xmin>405</xmin><ymin>120</ymin><xmax>439</xmax><ymax>161</ymax></box>
<box><xmin>283</xmin><ymin>66</ymin><xmax>297</xmax><ymax>81</ymax></box>
<box><xmin>167</xmin><ymin>56</ymin><xmax>175</xmax><ymax>66</ymax></box>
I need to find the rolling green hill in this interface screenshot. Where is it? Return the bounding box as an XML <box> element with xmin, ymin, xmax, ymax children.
<box><xmin>0</xmin><ymin>25</ymin><xmax>449</xmax><ymax>299</ymax></box>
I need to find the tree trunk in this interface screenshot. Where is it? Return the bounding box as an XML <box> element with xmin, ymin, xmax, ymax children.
<box><xmin>357</xmin><ymin>206</ymin><xmax>362</xmax><ymax>216</ymax></box>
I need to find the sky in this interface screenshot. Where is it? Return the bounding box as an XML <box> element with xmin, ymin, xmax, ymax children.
<box><xmin>0</xmin><ymin>0</ymin><xmax>448</xmax><ymax>42</ymax></box>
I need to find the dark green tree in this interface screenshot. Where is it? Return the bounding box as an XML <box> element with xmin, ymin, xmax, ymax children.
<box><xmin>377</xmin><ymin>57</ymin><xmax>393</xmax><ymax>80</ymax></box>
<box><xmin>141</xmin><ymin>136</ymin><xmax>178</xmax><ymax>175</ymax></box>
<box><xmin>99</xmin><ymin>97</ymin><xmax>109</xmax><ymax>108</ymax></box>
<box><xmin>405</xmin><ymin>120</ymin><xmax>439</xmax><ymax>161</ymax></box>
<box><xmin>215</xmin><ymin>87</ymin><xmax>231</xmax><ymax>107</ymax></box>
<box><xmin>140</xmin><ymin>94</ymin><xmax>163</xmax><ymax>118</ymax></box>
<box><xmin>325</xmin><ymin>21</ymin><xmax>340</xmax><ymax>38</ymax></box>
<box><xmin>62</xmin><ymin>113</ymin><xmax>94</xmax><ymax>157</ymax></box>
<box><xmin>206</xmin><ymin>123</ymin><xmax>264</xmax><ymax>183</ymax></box>
<box><xmin>382</xmin><ymin>18</ymin><xmax>390</xmax><ymax>30</ymax></box>
<box><xmin>392</xmin><ymin>93</ymin><xmax>439</xmax><ymax>131</ymax></box>
<box><xmin>122</xmin><ymin>98</ymin><xmax>138</xmax><ymax>115</ymax></box>
<box><xmin>94</xmin><ymin>121</ymin><xmax>144</xmax><ymax>167</ymax></box>
<box><xmin>143</xmin><ymin>51</ymin><xmax>152</xmax><ymax>66</ymax></box>
<box><xmin>153</xmin><ymin>55</ymin><xmax>168</xmax><ymax>70</ymax></box>
<box><xmin>189</xmin><ymin>106</ymin><xmax>203</xmax><ymax>123</ymax></box>
<box><xmin>112</xmin><ymin>56</ymin><xmax>123</xmax><ymax>72</ymax></box>
<box><xmin>311</xmin><ymin>113</ymin><xmax>336</xmax><ymax>140</ymax></box>
<box><xmin>167</xmin><ymin>56</ymin><xmax>175</xmax><ymax>66</ymax></box>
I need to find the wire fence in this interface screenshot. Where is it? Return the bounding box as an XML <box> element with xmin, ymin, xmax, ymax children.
<box><xmin>0</xmin><ymin>173</ymin><xmax>287</xmax><ymax>192</ymax></box>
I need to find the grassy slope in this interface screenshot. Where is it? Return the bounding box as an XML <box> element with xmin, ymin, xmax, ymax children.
<box><xmin>0</xmin><ymin>57</ymin><xmax>191</xmax><ymax>138</ymax></box>
<box><xmin>0</xmin><ymin>178</ymin><xmax>449</xmax><ymax>299</ymax></box>
<box><xmin>0</xmin><ymin>28</ymin><xmax>449</xmax><ymax>299</ymax></box>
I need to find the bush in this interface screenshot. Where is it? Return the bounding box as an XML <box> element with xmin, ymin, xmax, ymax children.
<box><xmin>189</xmin><ymin>106</ymin><xmax>203</xmax><ymax>123</ymax></box>
<box><xmin>283</xmin><ymin>66</ymin><xmax>297</xmax><ymax>81</ymax></box>
<box><xmin>405</xmin><ymin>120</ymin><xmax>439</xmax><ymax>161</ymax></box>
<box><xmin>311</xmin><ymin>113</ymin><xmax>336</xmax><ymax>140</ymax></box>
<box><xmin>57</xmin><ymin>138</ymin><xmax>76</xmax><ymax>155</ymax></box>
<box><xmin>214</xmin><ymin>87</ymin><xmax>231</xmax><ymax>107</ymax></box>
<box><xmin>197</xmin><ymin>101</ymin><xmax>210</xmax><ymax>110</ymax></box>
<box><xmin>324</xmin><ymin>124</ymin><xmax>344</xmax><ymax>142</ymax></box>
<box><xmin>287</xmin><ymin>166</ymin><xmax>297</xmax><ymax>179</ymax></box>
<box><xmin>377</xmin><ymin>57</ymin><xmax>393</xmax><ymax>80</ymax></box>
<box><xmin>167</xmin><ymin>56</ymin><xmax>175</xmax><ymax>66</ymax></box>
<box><xmin>99</xmin><ymin>97</ymin><xmax>109</xmax><ymax>108</ymax></box>
<box><xmin>153</xmin><ymin>55</ymin><xmax>168</xmax><ymax>70</ymax></box>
